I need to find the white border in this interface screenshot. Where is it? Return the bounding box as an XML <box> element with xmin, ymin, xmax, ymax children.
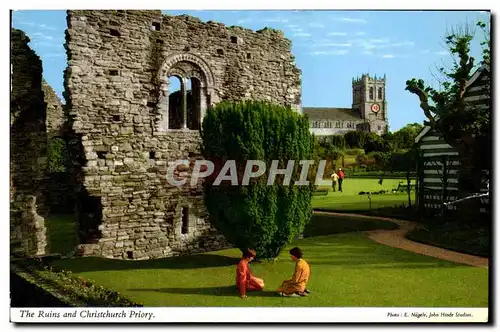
<box><xmin>3</xmin><ymin>1</ymin><xmax>497</xmax><ymax>331</ymax></box>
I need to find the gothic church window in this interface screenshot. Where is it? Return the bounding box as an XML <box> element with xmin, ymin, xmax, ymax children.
<box><xmin>378</xmin><ymin>87</ymin><xmax>383</xmax><ymax>100</ymax></box>
<box><xmin>369</xmin><ymin>87</ymin><xmax>374</xmax><ymax>100</ymax></box>
<box><xmin>335</xmin><ymin>121</ymin><xmax>341</xmax><ymax>128</ymax></box>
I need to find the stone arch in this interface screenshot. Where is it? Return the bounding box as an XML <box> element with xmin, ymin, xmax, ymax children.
<box><xmin>157</xmin><ymin>53</ymin><xmax>216</xmax><ymax>132</ymax></box>
<box><xmin>160</xmin><ymin>53</ymin><xmax>215</xmax><ymax>87</ymax></box>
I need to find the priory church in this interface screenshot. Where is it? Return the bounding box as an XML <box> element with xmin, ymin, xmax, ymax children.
<box><xmin>303</xmin><ymin>73</ymin><xmax>389</xmax><ymax>138</ymax></box>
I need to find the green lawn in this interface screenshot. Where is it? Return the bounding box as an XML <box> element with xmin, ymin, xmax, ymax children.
<box><xmin>50</xmin><ymin>214</ymin><xmax>488</xmax><ymax>307</ymax></box>
<box><xmin>45</xmin><ymin>214</ymin><xmax>78</xmax><ymax>255</ymax></box>
<box><xmin>313</xmin><ymin>178</ymin><xmax>415</xmax><ymax>211</ymax></box>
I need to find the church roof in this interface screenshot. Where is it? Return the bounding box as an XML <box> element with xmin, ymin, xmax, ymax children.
<box><xmin>302</xmin><ymin>107</ymin><xmax>360</xmax><ymax>121</ymax></box>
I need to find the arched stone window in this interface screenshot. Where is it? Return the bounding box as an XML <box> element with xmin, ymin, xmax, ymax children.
<box><xmin>157</xmin><ymin>53</ymin><xmax>216</xmax><ymax>132</ymax></box>
<box><xmin>378</xmin><ymin>87</ymin><xmax>383</xmax><ymax>100</ymax></box>
<box><xmin>369</xmin><ymin>87</ymin><xmax>374</xmax><ymax>100</ymax></box>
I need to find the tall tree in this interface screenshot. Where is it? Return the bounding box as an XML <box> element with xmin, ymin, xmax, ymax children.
<box><xmin>405</xmin><ymin>21</ymin><xmax>490</xmax><ymax>218</ymax></box>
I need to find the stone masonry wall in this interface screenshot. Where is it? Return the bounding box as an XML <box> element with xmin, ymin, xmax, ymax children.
<box><xmin>43</xmin><ymin>80</ymin><xmax>76</xmax><ymax>214</ymax></box>
<box><xmin>65</xmin><ymin>10</ymin><xmax>302</xmax><ymax>259</ymax></box>
<box><xmin>10</xmin><ymin>29</ymin><xmax>48</xmax><ymax>256</ymax></box>
<box><xmin>43</xmin><ymin>80</ymin><xmax>66</xmax><ymax>139</ymax></box>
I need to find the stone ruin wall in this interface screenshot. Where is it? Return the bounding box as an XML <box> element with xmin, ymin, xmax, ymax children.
<box><xmin>65</xmin><ymin>10</ymin><xmax>302</xmax><ymax>259</ymax></box>
<box><xmin>43</xmin><ymin>80</ymin><xmax>77</xmax><ymax>214</ymax></box>
<box><xmin>43</xmin><ymin>80</ymin><xmax>66</xmax><ymax>139</ymax></box>
<box><xmin>10</xmin><ymin>29</ymin><xmax>48</xmax><ymax>256</ymax></box>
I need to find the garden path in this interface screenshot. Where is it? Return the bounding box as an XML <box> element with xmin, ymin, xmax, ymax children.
<box><xmin>312</xmin><ymin>211</ymin><xmax>489</xmax><ymax>268</ymax></box>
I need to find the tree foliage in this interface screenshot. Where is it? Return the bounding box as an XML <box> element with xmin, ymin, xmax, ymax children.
<box><xmin>405</xmin><ymin>20</ymin><xmax>491</xmax><ymax>193</ymax></box>
<box><xmin>201</xmin><ymin>101</ymin><xmax>315</xmax><ymax>259</ymax></box>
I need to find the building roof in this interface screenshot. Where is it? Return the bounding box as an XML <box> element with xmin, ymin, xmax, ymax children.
<box><xmin>302</xmin><ymin>107</ymin><xmax>360</xmax><ymax>121</ymax></box>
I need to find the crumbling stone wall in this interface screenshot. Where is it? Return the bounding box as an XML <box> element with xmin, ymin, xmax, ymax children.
<box><xmin>43</xmin><ymin>80</ymin><xmax>66</xmax><ymax>139</ymax></box>
<box><xmin>43</xmin><ymin>80</ymin><xmax>76</xmax><ymax>213</ymax></box>
<box><xmin>65</xmin><ymin>10</ymin><xmax>302</xmax><ymax>259</ymax></box>
<box><xmin>10</xmin><ymin>29</ymin><xmax>48</xmax><ymax>256</ymax></box>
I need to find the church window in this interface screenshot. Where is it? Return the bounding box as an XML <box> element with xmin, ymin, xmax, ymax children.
<box><xmin>378</xmin><ymin>87</ymin><xmax>383</xmax><ymax>100</ymax></box>
<box><xmin>335</xmin><ymin>121</ymin><xmax>341</xmax><ymax>128</ymax></box>
<box><xmin>346</xmin><ymin>122</ymin><xmax>352</xmax><ymax>128</ymax></box>
<box><xmin>369</xmin><ymin>87</ymin><xmax>374</xmax><ymax>100</ymax></box>
<box><xmin>377</xmin><ymin>125</ymin><xmax>382</xmax><ymax>131</ymax></box>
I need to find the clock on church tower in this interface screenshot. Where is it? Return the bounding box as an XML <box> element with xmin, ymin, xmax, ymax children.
<box><xmin>370</xmin><ymin>103</ymin><xmax>380</xmax><ymax>113</ymax></box>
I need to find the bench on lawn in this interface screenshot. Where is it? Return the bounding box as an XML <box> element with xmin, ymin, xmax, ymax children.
<box><xmin>312</xmin><ymin>189</ymin><xmax>329</xmax><ymax>196</ymax></box>
<box><xmin>395</xmin><ymin>183</ymin><xmax>412</xmax><ymax>192</ymax></box>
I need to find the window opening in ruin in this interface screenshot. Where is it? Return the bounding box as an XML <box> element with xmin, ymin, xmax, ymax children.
<box><xmin>147</xmin><ymin>101</ymin><xmax>156</xmax><ymax>108</ymax></box>
<box><xmin>336</xmin><ymin>121</ymin><xmax>341</xmax><ymax>128</ymax></box>
<box><xmin>149</xmin><ymin>151</ymin><xmax>156</xmax><ymax>159</ymax></box>
<box><xmin>378</xmin><ymin>87</ymin><xmax>383</xmax><ymax>100</ymax></box>
<box><xmin>152</xmin><ymin>22</ymin><xmax>161</xmax><ymax>31</ymax></box>
<box><xmin>127</xmin><ymin>251</ymin><xmax>134</xmax><ymax>259</ymax></box>
<box><xmin>168</xmin><ymin>76</ymin><xmax>183</xmax><ymax>129</ymax></box>
<box><xmin>217</xmin><ymin>49</ymin><xmax>224</xmax><ymax>55</ymax></box>
<box><xmin>112</xmin><ymin>115</ymin><xmax>120</xmax><ymax>121</ymax></box>
<box><xmin>184</xmin><ymin>46</ymin><xmax>190</xmax><ymax>52</ymax></box>
<box><xmin>181</xmin><ymin>207</ymin><xmax>189</xmax><ymax>234</ymax></box>
<box><xmin>109</xmin><ymin>70</ymin><xmax>119</xmax><ymax>76</ymax></box>
<box><xmin>231</xmin><ymin>36</ymin><xmax>238</xmax><ymax>44</ymax></box>
<box><xmin>110</xmin><ymin>29</ymin><xmax>121</xmax><ymax>37</ymax></box>
<box><xmin>247</xmin><ymin>53</ymin><xmax>251</xmax><ymax>59</ymax></box>
<box><xmin>369</xmin><ymin>87</ymin><xmax>374</xmax><ymax>100</ymax></box>
<box><xmin>199</xmin><ymin>241</ymin><xmax>205</xmax><ymax>248</ymax></box>
<box><xmin>156</xmin><ymin>39</ymin><xmax>164</xmax><ymax>44</ymax></box>
<box><xmin>186</xmin><ymin>77</ymin><xmax>201</xmax><ymax>130</ymax></box>
<box><xmin>96</xmin><ymin>151</ymin><xmax>106</xmax><ymax>159</ymax></box>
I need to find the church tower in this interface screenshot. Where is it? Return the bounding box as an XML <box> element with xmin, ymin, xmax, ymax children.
<box><xmin>351</xmin><ymin>74</ymin><xmax>388</xmax><ymax>134</ymax></box>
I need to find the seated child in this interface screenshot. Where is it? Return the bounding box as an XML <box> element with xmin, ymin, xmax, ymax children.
<box><xmin>276</xmin><ymin>247</ymin><xmax>310</xmax><ymax>297</ymax></box>
<box><xmin>236</xmin><ymin>248</ymin><xmax>265</xmax><ymax>298</ymax></box>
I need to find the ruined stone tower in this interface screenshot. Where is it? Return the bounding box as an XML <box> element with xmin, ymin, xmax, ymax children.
<box><xmin>351</xmin><ymin>74</ymin><xmax>388</xmax><ymax>135</ymax></box>
<box><xmin>64</xmin><ymin>10</ymin><xmax>302</xmax><ymax>259</ymax></box>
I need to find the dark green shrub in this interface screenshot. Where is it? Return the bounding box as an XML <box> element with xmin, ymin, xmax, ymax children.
<box><xmin>201</xmin><ymin>101</ymin><xmax>315</xmax><ymax>259</ymax></box>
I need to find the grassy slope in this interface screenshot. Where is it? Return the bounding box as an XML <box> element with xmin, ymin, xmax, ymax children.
<box><xmin>51</xmin><ymin>214</ymin><xmax>488</xmax><ymax>307</ymax></box>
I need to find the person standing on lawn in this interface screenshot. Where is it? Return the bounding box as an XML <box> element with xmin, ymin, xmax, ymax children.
<box><xmin>337</xmin><ymin>167</ymin><xmax>345</xmax><ymax>192</ymax></box>
<box><xmin>276</xmin><ymin>247</ymin><xmax>311</xmax><ymax>297</ymax></box>
<box><xmin>236</xmin><ymin>248</ymin><xmax>265</xmax><ymax>299</ymax></box>
<box><xmin>331</xmin><ymin>171</ymin><xmax>339</xmax><ymax>192</ymax></box>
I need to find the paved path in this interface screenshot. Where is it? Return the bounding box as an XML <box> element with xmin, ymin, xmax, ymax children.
<box><xmin>313</xmin><ymin>211</ymin><xmax>489</xmax><ymax>269</ymax></box>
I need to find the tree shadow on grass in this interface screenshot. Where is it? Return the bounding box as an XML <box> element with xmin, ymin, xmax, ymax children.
<box><xmin>50</xmin><ymin>254</ymin><xmax>240</xmax><ymax>273</ymax></box>
<box><xmin>127</xmin><ymin>285</ymin><xmax>279</xmax><ymax>298</ymax></box>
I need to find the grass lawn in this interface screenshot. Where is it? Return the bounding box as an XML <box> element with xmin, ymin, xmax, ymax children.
<box><xmin>50</xmin><ymin>213</ymin><xmax>488</xmax><ymax>307</ymax></box>
<box><xmin>313</xmin><ymin>178</ymin><xmax>415</xmax><ymax>211</ymax></box>
<box><xmin>45</xmin><ymin>214</ymin><xmax>78</xmax><ymax>255</ymax></box>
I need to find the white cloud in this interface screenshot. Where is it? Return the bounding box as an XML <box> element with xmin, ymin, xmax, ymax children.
<box><xmin>291</xmin><ymin>27</ymin><xmax>304</xmax><ymax>32</ymax></box>
<box><xmin>264</xmin><ymin>18</ymin><xmax>289</xmax><ymax>23</ymax></box>
<box><xmin>369</xmin><ymin>38</ymin><xmax>390</xmax><ymax>44</ymax></box>
<box><xmin>32</xmin><ymin>32</ymin><xmax>55</xmax><ymax>40</ymax></box>
<box><xmin>293</xmin><ymin>32</ymin><xmax>312</xmax><ymax>37</ymax></box>
<box><xmin>355</xmin><ymin>31</ymin><xmax>365</xmax><ymax>35</ymax></box>
<box><xmin>309</xmin><ymin>22</ymin><xmax>325</xmax><ymax>28</ymax></box>
<box><xmin>314</xmin><ymin>42</ymin><xmax>352</xmax><ymax>47</ymax></box>
<box><xmin>390</xmin><ymin>41</ymin><xmax>415</xmax><ymax>47</ymax></box>
<box><xmin>17</xmin><ymin>21</ymin><xmax>57</xmax><ymax>31</ymax></box>
<box><xmin>382</xmin><ymin>54</ymin><xmax>395</xmax><ymax>58</ymax></box>
<box><xmin>338</xmin><ymin>17</ymin><xmax>367</xmax><ymax>24</ymax></box>
<box><xmin>309</xmin><ymin>49</ymin><xmax>349</xmax><ymax>56</ymax></box>
<box><xmin>38</xmin><ymin>23</ymin><xmax>57</xmax><ymax>31</ymax></box>
<box><xmin>435</xmin><ymin>50</ymin><xmax>448</xmax><ymax>55</ymax></box>
<box><xmin>285</xmin><ymin>24</ymin><xmax>299</xmax><ymax>28</ymax></box>
<box><xmin>420</xmin><ymin>49</ymin><xmax>431</xmax><ymax>54</ymax></box>
<box><xmin>327</xmin><ymin>32</ymin><xmax>347</xmax><ymax>36</ymax></box>
<box><xmin>237</xmin><ymin>19</ymin><xmax>252</xmax><ymax>24</ymax></box>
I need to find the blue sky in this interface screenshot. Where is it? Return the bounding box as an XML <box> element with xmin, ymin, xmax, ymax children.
<box><xmin>11</xmin><ymin>10</ymin><xmax>489</xmax><ymax>131</ymax></box>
